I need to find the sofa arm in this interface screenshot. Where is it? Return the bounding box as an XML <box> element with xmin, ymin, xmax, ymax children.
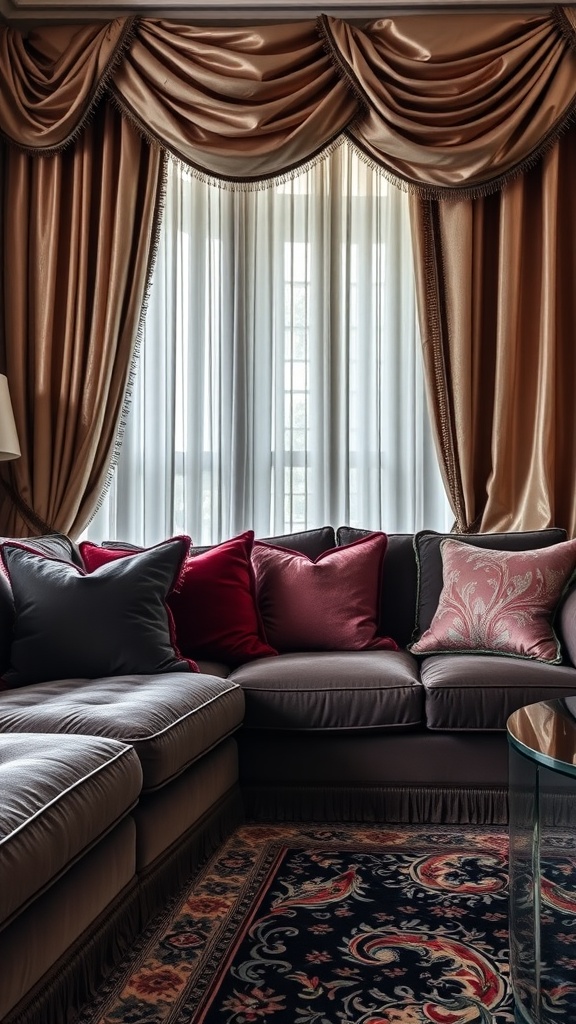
<box><xmin>559</xmin><ymin>582</ymin><xmax>576</xmax><ymax>667</ymax></box>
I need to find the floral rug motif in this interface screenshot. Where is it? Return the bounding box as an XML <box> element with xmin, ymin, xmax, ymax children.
<box><xmin>78</xmin><ymin>823</ymin><xmax>520</xmax><ymax>1024</ymax></box>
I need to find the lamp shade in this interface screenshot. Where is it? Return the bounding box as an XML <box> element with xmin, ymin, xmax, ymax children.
<box><xmin>0</xmin><ymin>375</ymin><xmax>21</xmax><ymax>460</ymax></box>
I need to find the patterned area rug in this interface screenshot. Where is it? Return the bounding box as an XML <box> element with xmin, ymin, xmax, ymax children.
<box><xmin>78</xmin><ymin>823</ymin><xmax>515</xmax><ymax>1024</ymax></box>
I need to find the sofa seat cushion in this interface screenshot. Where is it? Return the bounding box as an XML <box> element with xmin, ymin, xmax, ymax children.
<box><xmin>230</xmin><ymin>651</ymin><xmax>423</xmax><ymax>731</ymax></box>
<box><xmin>0</xmin><ymin>732</ymin><xmax>141</xmax><ymax>930</ymax></box>
<box><xmin>0</xmin><ymin>673</ymin><xmax>245</xmax><ymax>792</ymax></box>
<box><xmin>420</xmin><ymin>654</ymin><xmax>576</xmax><ymax>730</ymax></box>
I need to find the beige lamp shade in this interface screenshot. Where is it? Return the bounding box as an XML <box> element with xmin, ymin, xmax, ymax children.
<box><xmin>0</xmin><ymin>375</ymin><xmax>21</xmax><ymax>460</ymax></box>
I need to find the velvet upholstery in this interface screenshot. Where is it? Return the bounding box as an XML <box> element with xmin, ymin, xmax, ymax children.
<box><xmin>0</xmin><ymin>673</ymin><xmax>244</xmax><ymax>793</ymax></box>
<box><xmin>82</xmin><ymin>532</ymin><xmax>277</xmax><ymax>666</ymax></box>
<box><xmin>3</xmin><ymin>522</ymin><xmax>576</xmax><ymax>1024</ymax></box>
<box><xmin>0</xmin><ymin>733</ymin><xmax>141</xmax><ymax>931</ymax></box>
<box><xmin>0</xmin><ymin>538</ymin><xmax>194</xmax><ymax>687</ymax></box>
<box><xmin>252</xmin><ymin>533</ymin><xmax>397</xmax><ymax>652</ymax></box>
<box><xmin>230</xmin><ymin>651</ymin><xmax>422</xmax><ymax>732</ymax></box>
<box><xmin>420</xmin><ymin>654</ymin><xmax>576</xmax><ymax>731</ymax></box>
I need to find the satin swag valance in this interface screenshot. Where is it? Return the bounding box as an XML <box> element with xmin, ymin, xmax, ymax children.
<box><xmin>1</xmin><ymin>7</ymin><xmax>576</xmax><ymax>194</ymax></box>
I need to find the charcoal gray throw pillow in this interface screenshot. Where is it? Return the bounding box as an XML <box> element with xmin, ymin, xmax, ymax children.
<box><xmin>0</xmin><ymin>537</ymin><xmax>196</xmax><ymax>688</ymax></box>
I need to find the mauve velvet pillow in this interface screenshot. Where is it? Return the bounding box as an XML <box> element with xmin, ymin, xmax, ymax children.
<box><xmin>410</xmin><ymin>537</ymin><xmax>576</xmax><ymax>663</ymax></box>
<box><xmin>251</xmin><ymin>532</ymin><xmax>398</xmax><ymax>653</ymax></box>
<box><xmin>1</xmin><ymin>536</ymin><xmax>195</xmax><ymax>688</ymax></box>
<box><xmin>82</xmin><ymin>530</ymin><xmax>277</xmax><ymax>667</ymax></box>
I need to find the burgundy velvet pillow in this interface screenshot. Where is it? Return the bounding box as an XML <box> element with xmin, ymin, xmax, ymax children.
<box><xmin>81</xmin><ymin>531</ymin><xmax>277</xmax><ymax>666</ymax></box>
<box><xmin>251</xmin><ymin>532</ymin><xmax>398</xmax><ymax>653</ymax></box>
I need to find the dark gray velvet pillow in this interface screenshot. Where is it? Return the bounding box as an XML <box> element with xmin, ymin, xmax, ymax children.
<box><xmin>1</xmin><ymin>537</ymin><xmax>195</xmax><ymax>688</ymax></box>
<box><xmin>0</xmin><ymin>533</ymin><xmax>84</xmax><ymax>677</ymax></box>
<box><xmin>413</xmin><ymin>528</ymin><xmax>568</xmax><ymax>642</ymax></box>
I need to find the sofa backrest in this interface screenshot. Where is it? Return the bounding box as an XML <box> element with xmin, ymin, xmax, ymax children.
<box><xmin>337</xmin><ymin>527</ymin><xmax>418</xmax><ymax>648</ymax></box>
<box><xmin>90</xmin><ymin>525</ymin><xmax>576</xmax><ymax>660</ymax></box>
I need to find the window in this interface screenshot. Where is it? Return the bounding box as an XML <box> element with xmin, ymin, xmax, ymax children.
<box><xmin>86</xmin><ymin>143</ymin><xmax>451</xmax><ymax>546</ymax></box>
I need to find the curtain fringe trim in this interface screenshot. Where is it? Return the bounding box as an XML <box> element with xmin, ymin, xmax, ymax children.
<box><xmin>2</xmin><ymin>11</ymin><xmax>576</xmax><ymax>194</ymax></box>
<box><xmin>109</xmin><ymin>86</ymin><xmax>354</xmax><ymax>192</ymax></box>
<box><xmin>315</xmin><ymin>14</ymin><xmax>369</xmax><ymax>121</ymax></box>
<box><xmin>1</xmin><ymin>16</ymin><xmax>138</xmax><ymax>158</ymax></box>
<box><xmin>419</xmin><ymin>199</ymin><xmax>467</xmax><ymax>531</ymax></box>
<box><xmin>346</xmin><ymin>94</ymin><xmax>576</xmax><ymax>201</ymax></box>
<box><xmin>553</xmin><ymin>5</ymin><xmax>576</xmax><ymax>52</ymax></box>
<box><xmin>165</xmin><ymin>133</ymin><xmax>350</xmax><ymax>193</ymax></box>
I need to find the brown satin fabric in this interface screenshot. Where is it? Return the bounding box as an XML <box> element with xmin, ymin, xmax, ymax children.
<box><xmin>323</xmin><ymin>11</ymin><xmax>576</xmax><ymax>195</ymax></box>
<box><xmin>410</xmin><ymin>127</ymin><xmax>576</xmax><ymax>537</ymax></box>
<box><xmin>1</xmin><ymin>102</ymin><xmax>162</xmax><ymax>536</ymax></box>
<box><xmin>1</xmin><ymin>9</ymin><xmax>576</xmax><ymax>536</ymax></box>
<box><xmin>0</xmin><ymin>19</ymin><xmax>134</xmax><ymax>152</ymax></box>
<box><xmin>2</xmin><ymin>12</ymin><xmax>575</xmax><ymax>191</ymax></box>
<box><xmin>111</xmin><ymin>19</ymin><xmax>357</xmax><ymax>183</ymax></box>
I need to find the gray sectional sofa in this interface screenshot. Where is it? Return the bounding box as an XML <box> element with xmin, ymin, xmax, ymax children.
<box><xmin>1</xmin><ymin>524</ymin><xmax>575</xmax><ymax>1024</ymax></box>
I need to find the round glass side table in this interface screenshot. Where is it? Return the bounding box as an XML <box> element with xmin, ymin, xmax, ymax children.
<box><xmin>507</xmin><ymin>698</ymin><xmax>576</xmax><ymax>1024</ymax></box>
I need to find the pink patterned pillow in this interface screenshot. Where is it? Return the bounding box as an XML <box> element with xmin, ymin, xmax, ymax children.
<box><xmin>252</xmin><ymin>532</ymin><xmax>398</xmax><ymax>653</ymax></box>
<box><xmin>410</xmin><ymin>538</ymin><xmax>576</xmax><ymax>663</ymax></box>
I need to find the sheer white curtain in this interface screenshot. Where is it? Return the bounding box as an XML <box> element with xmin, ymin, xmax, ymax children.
<box><xmin>86</xmin><ymin>143</ymin><xmax>451</xmax><ymax>546</ymax></box>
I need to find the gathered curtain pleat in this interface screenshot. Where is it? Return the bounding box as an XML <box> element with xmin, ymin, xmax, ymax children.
<box><xmin>0</xmin><ymin>100</ymin><xmax>162</xmax><ymax>536</ymax></box>
<box><xmin>322</xmin><ymin>11</ymin><xmax>576</xmax><ymax>196</ymax></box>
<box><xmin>0</xmin><ymin>18</ymin><xmax>135</xmax><ymax>151</ymax></box>
<box><xmin>110</xmin><ymin>19</ymin><xmax>358</xmax><ymax>184</ymax></box>
<box><xmin>1</xmin><ymin>6</ymin><xmax>575</xmax><ymax>534</ymax></box>
<box><xmin>410</xmin><ymin>128</ymin><xmax>576</xmax><ymax>537</ymax></box>
<box><xmin>4</xmin><ymin>11</ymin><xmax>575</xmax><ymax>188</ymax></box>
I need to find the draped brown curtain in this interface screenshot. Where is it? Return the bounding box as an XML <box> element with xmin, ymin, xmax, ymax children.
<box><xmin>1</xmin><ymin>98</ymin><xmax>163</xmax><ymax>535</ymax></box>
<box><xmin>1</xmin><ymin>7</ymin><xmax>576</xmax><ymax>535</ymax></box>
<box><xmin>410</xmin><ymin>130</ymin><xmax>576</xmax><ymax>536</ymax></box>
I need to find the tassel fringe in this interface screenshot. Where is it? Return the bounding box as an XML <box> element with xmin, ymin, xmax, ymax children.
<box><xmin>553</xmin><ymin>4</ymin><xmax>576</xmax><ymax>52</ymax></box>
<box><xmin>108</xmin><ymin>86</ymin><xmax>352</xmax><ymax>193</ymax></box>
<box><xmin>242</xmin><ymin>783</ymin><xmax>509</xmax><ymax>825</ymax></box>
<box><xmin>315</xmin><ymin>13</ymin><xmax>369</xmax><ymax>120</ymax></box>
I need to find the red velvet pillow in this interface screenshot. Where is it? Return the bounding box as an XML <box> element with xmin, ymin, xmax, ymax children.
<box><xmin>251</xmin><ymin>532</ymin><xmax>398</xmax><ymax>653</ymax></box>
<box><xmin>81</xmin><ymin>531</ymin><xmax>277</xmax><ymax>667</ymax></box>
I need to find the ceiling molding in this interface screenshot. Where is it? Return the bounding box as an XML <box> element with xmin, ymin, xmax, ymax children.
<box><xmin>0</xmin><ymin>0</ymin><xmax>554</xmax><ymax>25</ymax></box>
